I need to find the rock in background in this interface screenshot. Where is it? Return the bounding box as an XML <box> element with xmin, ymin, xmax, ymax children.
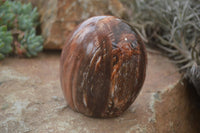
<box><xmin>21</xmin><ymin>0</ymin><xmax>126</xmax><ymax>49</ymax></box>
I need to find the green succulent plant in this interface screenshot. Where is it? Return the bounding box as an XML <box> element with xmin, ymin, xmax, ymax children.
<box><xmin>0</xmin><ymin>0</ymin><xmax>43</xmax><ymax>60</ymax></box>
<box><xmin>0</xmin><ymin>25</ymin><xmax>13</xmax><ymax>60</ymax></box>
<box><xmin>20</xmin><ymin>28</ymin><xmax>43</xmax><ymax>57</ymax></box>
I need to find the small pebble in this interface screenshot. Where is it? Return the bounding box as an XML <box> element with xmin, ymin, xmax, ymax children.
<box><xmin>52</xmin><ymin>96</ymin><xmax>60</xmax><ymax>101</ymax></box>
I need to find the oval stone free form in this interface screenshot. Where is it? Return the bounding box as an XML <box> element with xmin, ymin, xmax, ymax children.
<box><xmin>60</xmin><ymin>16</ymin><xmax>147</xmax><ymax>118</ymax></box>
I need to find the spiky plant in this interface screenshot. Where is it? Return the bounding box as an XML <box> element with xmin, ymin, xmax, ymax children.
<box><xmin>121</xmin><ymin>0</ymin><xmax>200</xmax><ymax>94</ymax></box>
<box><xmin>0</xmin><ymin>0</ymin><xmax>43</xmax><ymax>59</ymax></box>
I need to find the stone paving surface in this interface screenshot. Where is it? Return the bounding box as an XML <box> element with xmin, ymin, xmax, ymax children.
<box><xmin>0</xmin><ymin>51</ymin><xmax>199</xmax><ymax>133</ymax></box>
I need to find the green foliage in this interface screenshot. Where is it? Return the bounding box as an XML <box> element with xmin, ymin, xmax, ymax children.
<box><xmin>0</xmin><ymin>0</ymin><xmax>43</xmax><ymax>60</ymax></box>
<box><xmin>0</xmin><ymin>1</ymin><xmax>15</xmax><ymax>28</ymax></box>
<box><xmin>121</xmin><ymin>0</ymin><xmax>200</xmax><ymax>93</ymax></box>
<box><xmin>20</xmin><ymin>28</ymin><xmax>43</xmax><ymax>57</ymax></box>
<box><xmin>0</xmin><ymin>25</ymin><xmax>13</xmax><ymax>60</ymax></box>
<box><xmin>122</xmin><ymin>0</ymin><xmax>200</xmax><ymax>70</ymax></box>
<box><xmin>0</xmin><ymin>1</ymin><xmax>39</xmax><ymax>30</ymax></box>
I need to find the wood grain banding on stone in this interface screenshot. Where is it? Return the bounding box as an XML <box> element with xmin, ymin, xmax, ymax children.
<box><xmin>60</xmin><ymin>16</ymin><xmax>147</xmax><ymax>118</ymax></box>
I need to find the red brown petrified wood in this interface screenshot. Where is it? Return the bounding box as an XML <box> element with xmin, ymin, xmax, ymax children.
<box><xmin>60</xmin><ymin>16</ymin><xmax>147</xmax><ymax>118</ymax></box>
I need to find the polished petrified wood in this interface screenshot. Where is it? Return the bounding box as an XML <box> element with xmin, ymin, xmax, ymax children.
<box><xmin>60</xmin><ymin>16</ymin><xmax>147</xmax><ymax>118</ymax></box>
